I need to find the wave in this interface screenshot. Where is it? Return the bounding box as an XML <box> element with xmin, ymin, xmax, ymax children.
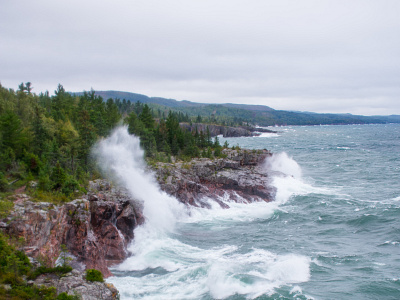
<box><xmin>92</xmin><ymin>126</ymin><xmax>186</xmax><ymax>232</ymax></box>
<box><xmin>263</xmin><ymin>152</ymin><xmax>333</xmax><ymax>204</ymax></box>
<box><xmin>255</xmin><ymin>132</ymin><xmax>280</xmax><ymax>138</ymax></box>
<box><xmin>108</xmin><ymin>245</ymin><xmax>310</xmax><ymax>300</ymax></box>
<box><xmin>391</xmin><ymin>196</ymin><xmax>400</xmax><ymax>202</ymax></box>
<box><xmin>94</xmin><ymin>128</ymin><xmax>311</xmax><ymax>299</ymax></box>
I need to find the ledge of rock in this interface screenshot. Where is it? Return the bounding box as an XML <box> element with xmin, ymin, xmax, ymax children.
<box><xmin>31</xmin><ymin>269</ymin><xmax>119</xmax><ymax>300</ymax></box>
<box><xmin>153</xmin><ymin>148</ymin><xmax>276</xmax><ymax>208</ymax></box>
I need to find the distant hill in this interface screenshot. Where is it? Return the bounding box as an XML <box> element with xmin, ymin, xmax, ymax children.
<box><xmin>83</xmin><ymin>90</ymin><xmax>203</xmax><ymax>108</ymax></box>
<box><xmin>70</xmin><ymin>90</ymin><xmax>400</xmax><ymax>126</ymax></box>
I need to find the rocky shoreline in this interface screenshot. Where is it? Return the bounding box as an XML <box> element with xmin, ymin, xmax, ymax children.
<box><xmin>180</xmin><ymin>122</ymin><xmax>277</xmax><ymax>137</ymax></box>
<box><xmin>0</xmin><ymin>149</ymin><xmax>274</xmax><ymax>298</ymax></box>
<box><xmin>154</xmin><ymin>148</ymin><xmax>275</xmax><ymax>207</ymax></box>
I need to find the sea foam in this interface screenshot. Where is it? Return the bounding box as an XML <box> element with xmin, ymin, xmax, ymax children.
<box><xmin>94</xmin><ymin>128</ymin><xmax>311</xmax><ymax>299</ymax></box>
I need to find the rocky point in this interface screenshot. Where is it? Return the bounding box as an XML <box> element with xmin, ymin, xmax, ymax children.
<box><xmin>153</xmin><ymin>148</ymin><xmax>276</xmax><ymax>208</ymax></box>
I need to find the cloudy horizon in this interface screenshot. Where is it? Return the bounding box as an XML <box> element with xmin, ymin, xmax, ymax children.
<box><xmin>1</xmin><ymin>0</ymin><xmax>399</xmax><ymax>116</ymax></box>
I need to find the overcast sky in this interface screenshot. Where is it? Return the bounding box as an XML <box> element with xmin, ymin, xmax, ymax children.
<box><xmin>1</xmin><ymin>0</ymin><xmax>399</xmax><ymax>115</ymax></box>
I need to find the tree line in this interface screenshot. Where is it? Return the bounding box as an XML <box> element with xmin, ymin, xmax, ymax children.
<box><xmin>125</xmin><ymin>104</ymin><xmax>228</xmax><ymax>161</ymax></box>
<box><xmin>0</xmin><ymin>83</ymin><xmax>121</xmax><ymax>198</ymax></box>
<box><xmin>0</xmin><ymin>83</ymin><xmax>228</xmax><ymax>198</ymax></box>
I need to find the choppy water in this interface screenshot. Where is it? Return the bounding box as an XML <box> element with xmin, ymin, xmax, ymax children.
<box><xmin>102</xmin><ymin>124</ymin><xmax>400</xmax><ymax>300</ymax></box>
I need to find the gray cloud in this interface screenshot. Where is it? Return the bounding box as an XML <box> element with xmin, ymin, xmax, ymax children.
<box><xmin>1</xmin><ymin>0</ymin><xmax>400</xmax><ymax>115</ymax></box>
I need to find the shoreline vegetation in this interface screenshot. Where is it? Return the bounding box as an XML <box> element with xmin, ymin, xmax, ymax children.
<box><xmin>0</xmin><ymin>82</ymin><xmax>251</xmax><ymax>205</ymax></box>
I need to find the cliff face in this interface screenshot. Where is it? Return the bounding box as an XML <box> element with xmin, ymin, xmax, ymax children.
<box><xmin>1</xmin><ymin>180</ymin><xmax>144</xmax><ymax>278</ymax></box>
<box><xmin>153</xmin><ymin>149</ymin><xmax>276</xmax><ymax>208</ymax></box>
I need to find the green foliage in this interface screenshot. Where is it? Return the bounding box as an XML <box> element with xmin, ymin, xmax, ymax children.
<box><xmin>28</xmin><ymin>265</ymin><xmax>73</xmax><ymax>280</ymax></box>
<box><xmin>50</xmin><ymin>162</ymin><xmax>67</xmax><ymax>190</ymax></box>
<box><xmin>0</xmin><ymin>234</ymin><xmax>31</xmax><ymax>288</ymax></box>
<box><xmin>56</xmin><ymin>292</ymin><xmax>80</xmax><ymax>300</ymax></box>
<box><xmin>124</xmin><ymin>106</ymin><xmax>227</xmax><ymax>161</ymax></box>
<box><xmin>61</xmin><ymin>176</ymin><xmax>80</xmax><ymax>196</ymax></box>
<box><xmin>0</xmin><ymin>111</ymin><xmax>27</xmax><ymax>159</ymax></box>
<box><xmin>214</xmin><ymin>146</ymin><xmax>222</xmax><ymax>158</ymax></box>
<box><xmin>0</xmin><ymin>198</ymin><xmax>13</xmax><ymax>218</ymax></box>
<box><xmin>0</xmin><ymin>83</ymin><xmax>123</xmax><ymax>200</ymax></box>
<box><xmin>0</xmin><ymin>284</ymin><xmax>58</xmax><ymax>300</ymax></box>
<box><xmin>0</xmin><ymin>172</ymin><xmax>8</xmax><ymax>192</ymax></box>
<box><xmin>0</xmin><ymin>234</ymin><xmax>79</xmax><ymax>299</ymax></box>
<box><xmin>85</xmin><ymin>269</ymin><xmax>104</xmax><ymax>282</ymax></box>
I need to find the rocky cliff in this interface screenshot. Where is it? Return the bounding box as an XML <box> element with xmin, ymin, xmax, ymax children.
<box><xmin>153</xmin><ymin>149</ymin><xmax>276</xmax><ymax>208</ymax></box>
<box><xmin>1</xmin><ymin>180</ymin><xmax>143</xmax><ymax>279</ymax></box>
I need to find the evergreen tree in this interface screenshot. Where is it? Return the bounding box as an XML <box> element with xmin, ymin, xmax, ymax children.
<box><xmin>50</xmin><ymin>162</ymin><xmax>67</xmax><ymax>190</ymax></box>
<box><xmin>76</xmin><ymin>110</ymin><xmax>96</xmax><ymax>169</ymax></box>
<box><xmin>31</xmin><ymin>106</ymin><xmax>47</xmax><ymax>155</ymax></box>
<box><xmin>0</xmin><ymin>110</ymin><xmax>27</xmax><ymax>158</ymax></box>
<box><xmin>139</xmin><ymin>104</ymin><xmax>154</xmax><ymax>130</ymax></box>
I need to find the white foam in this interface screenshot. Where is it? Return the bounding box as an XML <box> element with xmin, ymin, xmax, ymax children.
<box><xmin>264</xmin><ymin>152</ymin><xmax>332</xmax><ymax>204</ymax></box>
<box><xmin>256</xmin><ymin>132</ymin><xmax>280</xmax><ymax>138</ymax></box>
<box><xmin>92</xmin><ymin>126</ymin><xmax>185</xmax><ymax>232</ymax></box>
<box><xmin>264</xmin><ymin>152</ymin><xmax>302</xmax><ymax>179</ymax></box>
<box><xmin>290</xmin><ymin>285</ymin><xmax>303</xmax><ymax>294</ymax></box>
<box><xmin>391</xmin><ymin>196</ymin><xmax>400</xmax><ymax>201</ymax></box>
<box><xmin>95</xmin><ymin>129</ymin><xmax>311</xmax><ymax>299</ymax></box>
<box><xmin>109</xmin><ymin>246</ymin><xmax>310</xmax><ymax>300</ymax></box>
<box><xmin>184</xmin><ymin>197</ymin><xmax>279</xmax><ymax>225</ymax></box>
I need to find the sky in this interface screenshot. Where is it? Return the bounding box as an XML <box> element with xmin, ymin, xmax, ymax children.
<box><xmin>1</xmin><ymin>0</ymin><xmax>400</xmax><ymax>115</ymax></box>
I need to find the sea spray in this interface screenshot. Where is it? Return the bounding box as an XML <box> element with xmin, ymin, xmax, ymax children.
<box><xmin>264</xmin><ymin>152</ymin><xmax>302</xmax><ymax>179</ymax></box>
<box><xmin>92</xmin><ymin>126</ymin><xmax>185</xmax><ymax>232</ymax></box>
<box><xmin>264</xmin><ymin>152</ymin><xmax>331</xmax><ymax>204</ymax></box>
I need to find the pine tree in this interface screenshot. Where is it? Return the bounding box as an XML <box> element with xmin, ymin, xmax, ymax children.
<box><xmin>0</xmin><ymin>111</ymin><xmax>26</xmax><ymax>158</ymax></box>
<box><xmin>139</xmin><ymin>104</ymin><xmax>154</xmax><ymax>130</ymax></box>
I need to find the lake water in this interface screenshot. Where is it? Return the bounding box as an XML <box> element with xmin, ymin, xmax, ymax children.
<box><xmin>105</xmin><ymin>124</ymin><xmax>400</xmax><ymax>299</ymax></box>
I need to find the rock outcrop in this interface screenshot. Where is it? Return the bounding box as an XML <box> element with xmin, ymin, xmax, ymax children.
<box><xmin>1</xmin><ymin>180</ymin><xmax>143</xmax><ymax>278</ymax></box>
<box><xmin>180</xmin><ymin>123</ymin><xmax>277</xmax><ymax>137</ymax></box>
<box><xmin>31</xmin><ymin>269</ymin><xmax>119</xmax><ymax>300</ymax></box>
<box><xmin>153</xmin><ymin>149</ymin><xmax>275</xmax><ymax>208</ymax></box>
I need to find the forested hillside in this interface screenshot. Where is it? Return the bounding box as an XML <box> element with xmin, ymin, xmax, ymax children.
<box><xmin>0</xmin><ymin>83</ymin><xmax>229</xmax><ymax>201</ymax></box>
<box><xmin>0</xmin><ymin>83</ymin><xmax>123</xmax><ymax>200</ymax></box>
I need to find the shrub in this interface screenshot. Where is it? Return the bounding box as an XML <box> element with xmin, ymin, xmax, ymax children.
<box><xmin>0</xmin><ymin>172</ymin><xmax>8</xmax><ymax>192</ymax></box>
<box><xmin>57</xmin><ymin>292</ymin><xmax>80</xmax><ymax>300</ymax></box>
<box><xmin>29</xmin><ymin>265</ymin><xmax>73</xmax><ymax>280</ymax></box>
<box><xmin>85</xmin><ymin>269</ymin><xmax>104</xmax><ymax>282</ymax></box>
<box><xmin>61</xmin><ymin>176</ymin><xmax>80</xmax><ymax>196</ymax></box>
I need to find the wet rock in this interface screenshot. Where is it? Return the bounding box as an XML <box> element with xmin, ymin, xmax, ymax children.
<box><xmin>154</xmin><ymin>149</ymin><xmax>276</xmax><ymax>207</ymax></box>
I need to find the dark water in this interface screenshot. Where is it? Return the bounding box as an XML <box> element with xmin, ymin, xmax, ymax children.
<box><xmin>107</xmin><ymin>124</ymin><xmax>400</xmax><ymax>299</ymax></box>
